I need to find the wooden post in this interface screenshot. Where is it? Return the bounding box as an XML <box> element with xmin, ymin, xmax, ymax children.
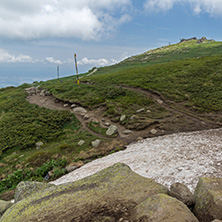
<box><xmin>74</xmin><ymin>54</ymin><xmax>80</xmax><ymax>85</ymax></box>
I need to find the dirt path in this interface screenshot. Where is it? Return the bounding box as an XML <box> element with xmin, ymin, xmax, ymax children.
<box><xmin>121</xmin><ymin>85</ymin><xmax>221</xmax><ymax>127</ymax></box>
<box><xmin>26</xmin><ymin>93</ymin><xmax>111</xmax><ymax>139</ymax></box>
<box><xmin>26</xmin><ymin>85</ymin><xmax>221</xmax><ymax>144</ymax></box>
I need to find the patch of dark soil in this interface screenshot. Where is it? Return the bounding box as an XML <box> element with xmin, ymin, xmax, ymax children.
<box><xmin>0</xmin><ymin>190</ymin><xmax>15</xmax><ymax>201</ymax></box>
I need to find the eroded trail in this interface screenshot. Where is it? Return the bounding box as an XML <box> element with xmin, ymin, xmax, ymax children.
<box><xmin>26</xmin><ymin>93</ymin><xmax>111</xmax><ymax>139</ymax></box>
<box><xmin>26</xmin><ymin>84</ymin><xmax>221</xmax><ymax>144</ymax></box>
<box><xmin>121</xmin><ymin>85</ymin><xmax>221</xmax><ymax>128</ymax></box>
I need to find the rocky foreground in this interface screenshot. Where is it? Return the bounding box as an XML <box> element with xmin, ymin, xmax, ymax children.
<box><xmin>0</xmin><ymin>163</ymin><xmax>222</xmax><ymax>222</ymax></box>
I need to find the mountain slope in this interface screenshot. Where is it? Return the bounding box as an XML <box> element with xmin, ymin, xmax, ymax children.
<box><xmin>1</xmin><ymin>38</ymin><xmax>222</xmax><ymax>199</ymax></box>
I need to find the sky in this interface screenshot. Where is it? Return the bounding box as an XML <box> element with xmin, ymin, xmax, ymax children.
<box><xmin>0</xmin><ymin>0</ymin><xmax>222</xmax><ymax>88</ymax></box>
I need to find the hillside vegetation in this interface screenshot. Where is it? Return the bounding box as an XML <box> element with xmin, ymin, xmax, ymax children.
<box><xmin>1</xmin><ymin>38</ymin><xmax>222</xmax><ymax>199</ymax></box>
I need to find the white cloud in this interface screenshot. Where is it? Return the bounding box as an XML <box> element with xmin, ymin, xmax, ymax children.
<box><xmin>0</xmin><ymin>0</ymin><xmax>132</xmax><ymax>40</ymax></box>
<box><xmin>78</xmin><ymin>57</ymin><xmax>117</xmax><ymax>66</ymax></box>
<box><xmin>45</xmin><ymin>57</ymin><xmax>62</xmax><ymax>65</ymax></box>
<box><xmin>144</xmin><ymin>0</ymin><xmax>177</xmax><ymax>12</ymax></box>
<box><xmin>144</xmin><ymin>0</ymin><xmax>222</xmax><ymax>16</ymax></box>
<box><xmin>0</xmin><ymin>48</ymin><xmax>34</xmax><ymax>63</ymax></box>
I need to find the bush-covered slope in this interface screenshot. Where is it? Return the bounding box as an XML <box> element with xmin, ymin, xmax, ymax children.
<box><xmin>0</xmin><ymin>85</ymin><xmax>75</xmax><ymax>154</ymax></box>
<box><xmin>1</xmin><ymin>39</ymin><xmax>222</xmax><ymax>198</ymax></box>
<box><xmin>87</xmin><ymin>56</ymin><xmax>222</xmax><ymax>112</ymax></box>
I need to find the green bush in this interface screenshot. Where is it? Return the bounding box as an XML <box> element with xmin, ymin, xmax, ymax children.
<box><xmin>0</xmin><ymin>169</ymin><xmax>32</xmax><ymax>193</ymax></box>
<box><xmin>0</xmin><ymin>159</ymin><xmax>67</xmax><ymax>194</ymax></box>
<box><xmin>0</xmin><ymin>87</ymin><xmax>76</xmax><ymax>153</ymax></box>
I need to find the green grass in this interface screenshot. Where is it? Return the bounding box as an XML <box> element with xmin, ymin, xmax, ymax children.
<box><xmin>88</xmin><ymin>121</ymin><xmax>107</xmax><ymax>135</ymax></box>
<box><xmin>40</xmin><ymin>79</ymin><xmax>168</xmax><ymax>124</ymax></box>
<box><xmin>85</xmin><ymin>55</ymin><xmax>222</xmax><ymax>112</ymax></box>
<box><xmin>0</xmin><ymin>84</ymin><xmax>101</xmax><ymax>196</ymax></box>
<box><xmin>0</xmin><ymin>85</ymin><xmax>74</xmax><ymax>153</ymax></box>
<box><xmin>92</xmin><ymin>40</ymin><xmax>222</xmax><ymax>76</ymax></box>
<box><xmin>0</xmin><ymin>158</ymin><xmax>68</xmax><ymax>194</ymax></box>
<box><xmin>1</xmin><ymin>39</ymin><xmax>222</xmax><ymax>197</ymax></box>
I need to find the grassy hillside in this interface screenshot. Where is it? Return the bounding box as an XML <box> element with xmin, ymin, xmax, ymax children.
<box><xmin>42</xmin><ymin>39</ymin><xmax>222</xmax><ymax>114</ymax></box>
<box><xmin>88</xmin><ymin>56</ymin><xmax>222</xmax><ymax>112</ymax></box>
<box><xmin>1</xmin><ymin>38</ymin><xmax>222</xmax><ymax>199</ymax></box>
<box><xmin>93</xmin><ymin>39</ymin><xmax>222</xmax><ymax>76</ymax></box>
<box><xmin>0</xmin><ymin>85</ymin><xmax>101</xmax><ymax>197</ymax></box>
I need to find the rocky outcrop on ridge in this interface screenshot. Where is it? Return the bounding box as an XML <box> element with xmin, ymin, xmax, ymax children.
<box><xmin>1</xmin><ymin>163</ymin><xmax>222</xmax><ymax>222</ymax></box>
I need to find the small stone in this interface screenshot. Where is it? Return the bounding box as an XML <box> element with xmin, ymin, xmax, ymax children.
<box><xmin>157</xmin><ymin>99</ymin><xmax>163</xmax><ymax>104</ymax></box>
<box><xmin>106</xmin><ymin>125</ymin><xmax>118</xmax><ymax>136</ymax></box>
<box><xmin>71</xmin><ymin>104</ymin><xmax>77</xmax><ymax>108</ymax></box>
<box><xmin>120</xmin><ymin>115</ymin><xmax>126</xmax><ymax>122</ymax></box>
<box><xmin>130</xmin><ymin>115</ymin><xmax>136</xmax><ymax>121</ymax></box>
<box><xmin>78</xmin><ymin>140</ymin><xmax>85</xmax><ymax>146</ymax></box>
<box><xmin>36</xmin><ymin>142</ymin><xmax>44</xmax><ymax>149</ymax></box>
<box><xmin>83</xmin><ymin>114</ymin><xmax>90</xmax><ymax>120</ymax></box>
<box><xmin>91</xmin><ymin>139</ymin><xmax>101</xmax><ymax>148</ymax></box>
<box><xmin>66</xmin><ymin>166</ymin><xmax>78</xmax><ymax>173</ymax></box>
<box><xmin>150</xmin><ymin>129</ymin><xmax>157</xmax><ymax>135</ymax></box>
<box><xmin>147</xmin><ymin>110</ymin><xmax>151</xmax><ymax>113</ymax></box>
<box><xmin>73</xmin><ymin>107</ymin><xmax>87</xmax><ymax>114</ymax></box>
<box><xmin>136</xmin><ymin>108</ymin><xmax>145</xmax><ymax>113</ymax></box>
<box><xmin>66</xmin><ymin>161</ymin><xmax>83</xmax><ymax>173</ymax></box>
<box><xmin>136</xmin><ymin>137</ymin><xmax>143</xmax><ymax>141</ymax></box>
<box><xmin>123</xmin><ymin>130</ymin><xmax>133</xmax><ymax>135</ymax></box>
<box><xmin>63</xmin><ymin>104</ymin><xmax>69</xmax><ymax>108</ymax></box>
<box><xmin>48</xmin><ymin>170</ymin><xmax>54</xmax><ymax>177</ymax></box>
<box><xmin>105</xmin><ymin>122</ymin><xmax>110</xmax><ymax>127</ymax></box>
<box><xmin>101</xmin><ymin>118</ymin><xmax>105</xmax><ymax>122</ymax></box>
<box><xmin>169</xmin><ymin>183</ymin><xmax>195</xmax><ymax>207</ymax></box>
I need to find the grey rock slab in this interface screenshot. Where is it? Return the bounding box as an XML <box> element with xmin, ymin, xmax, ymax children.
<box><xmin>78</xmin><ymin>140</ymin><xmax>85</xmax><ymax>146</ymax></box>
<box><xmin>123</xmin><ymin>130</ymin><xmax>133</xmax><ymax>135</ymax></box>
<box><xmin>91</xmin><ymin>139</ymin><xmax>101</xmax><ymax>148</ymax></box>
<box><xmin>106</xmin><ymin>125</ymin><xmax>118</xmax><ymax>136</ymax></box>
<box><xmin>1</xmin><ymin>163</ymin><xmax>168</xmax><ymax>222</ymax></box>
<box><xmin>194</xmin><ymin>177</ymin><xmax>222</xmax><ymax>222</ymax></box>
<box><xmin>136</xmin><ymin>108</ymin><xmax>145</xmax><ymax>113</ymax></box>
<box><xmin>73</xmin><ymin>107</ymin><xmax>87</xmax><ymax>114</ymax></box>
<box><xmin>169</xmin><ymin>182</ymin><xmax>195</xmax><ymax>207</ymax></box>
<box><xmin>135</xmin><ymin>194</ymin><xmax>199</xmax><ymax>222</ymax></box>
<box><xmin>120</xmin><ymin>115</ymin><xmax>126</xmax><ymax>122</ymax></box>
<box><xmin>14</xmin><ymin>181</ymin><xmax>56</xmax><ymax>203</ymax></box>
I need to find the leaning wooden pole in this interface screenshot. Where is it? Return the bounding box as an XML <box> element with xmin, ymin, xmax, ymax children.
<box><xmin>74</xmin><ymin>54</ymin><xmax>80</xmax><ymax>85</ymax></box>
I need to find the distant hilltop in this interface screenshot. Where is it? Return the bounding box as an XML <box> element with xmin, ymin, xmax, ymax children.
<box><xmin>180</xmin><ymin>36</ymin><xmax>215</xmax><ymax>43</ymax></box>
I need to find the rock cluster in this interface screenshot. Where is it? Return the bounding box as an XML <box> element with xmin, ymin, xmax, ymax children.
<box><xmin>180</xmin><ymin>37</ymin><xmax>215</xmax><ymax>44</ymax></box>
<box><xmin>1</xmin><ymin>163</ymin><xmax>221</xmax><ymax>222</ymax></box>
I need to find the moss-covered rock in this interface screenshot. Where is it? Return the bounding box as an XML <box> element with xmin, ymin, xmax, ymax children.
<box><xmin>14</xmin><ymin>181</ymin><xmax>56</xmax><ymax>203</ymax></box>
<box><xmin>169</xmin><ymin>182</ymin><xmax>195</xmax><ymax>207</ymax></box>
<box><xmin>0</xmin><ymin>200</ymin><xmax>13</xmax><ymax>218</ymax></box>
<box><xmin>135</xmin><ymin>194</ymin><xmax>199</xmax><ymax>222</ymax></box>
<box><xmin>1</xmin><ymin>163</ymin><xmax>168</xmax><ymax>222</ymax></box>
<box><xmin>194</xmin><ymin>177</ymin><xmax>222</xmax><ymax>222</ymax></box>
